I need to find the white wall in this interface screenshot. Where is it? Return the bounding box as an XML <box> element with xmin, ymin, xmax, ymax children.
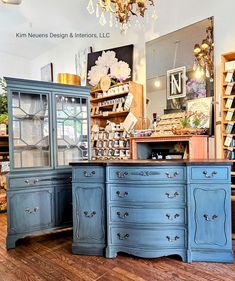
<box><xmin>0</xmin><ymin>52</ymin><xmax>32</xmax><ymax>79</ymax></box>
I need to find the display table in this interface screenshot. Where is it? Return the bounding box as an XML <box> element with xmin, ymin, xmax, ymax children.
<box><xmin>70</xmin><ymin>160</ymin><xmax>233</xmax><ymax>263</ymax></box>
<box><xmin>130</xmin><ymin>135</ymin><xmax>208</xmax><ymax>160</ymax></box>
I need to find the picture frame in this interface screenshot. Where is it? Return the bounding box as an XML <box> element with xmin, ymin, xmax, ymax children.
<box><xmin>187</xmin><ymin>96</ymin><xmax>213</xmax><ymax>129</ymax></box>
<box><xmin>167</xmin><ymin>66</ymin><xmax>187</xmax><ymax>100</ymax></box>
<box><xmin>41</xmin><ymin>63</ymin><xmax>53</xmax><ymax>82</ymax></box>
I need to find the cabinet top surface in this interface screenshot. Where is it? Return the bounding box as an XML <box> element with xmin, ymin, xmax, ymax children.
<box><xmin>70</xmin><ymin>159</ymin><xmax>232</xmax><ymax>166</ymax></box>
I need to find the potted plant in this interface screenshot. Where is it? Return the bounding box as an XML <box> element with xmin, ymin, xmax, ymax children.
<box><xmin>0</xmin><ymin>78</ymin><xmax>8</xmax><ymax>135</ymax></box>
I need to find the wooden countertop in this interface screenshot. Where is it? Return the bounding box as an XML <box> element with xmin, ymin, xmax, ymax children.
<box><xmin>70</xmin><ymin>159</ymin><xmax>232</xmax><ymax>166</ymax></box>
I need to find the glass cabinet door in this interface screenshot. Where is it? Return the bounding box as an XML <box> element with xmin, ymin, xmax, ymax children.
<box><xmin>12</xmin><ymin>91</ymin><xmax>50</xmax><ymax>169</ymax></box>
<box><xmin>55</xmin><ymin>95</ymin><xmax>89</xmax><ymax>166</ymax></box>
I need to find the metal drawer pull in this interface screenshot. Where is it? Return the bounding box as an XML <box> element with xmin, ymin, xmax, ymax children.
<box><xmin>117</xmin><ymin>233</ymin><xmax>129</xmax><ymax>240</ymax></box>
<box><xmin>165</xmin><ymin>192</ymin><xmax>180</xmax><ymax>199</ymax></box>
<box><xmin>203</xmin><ymin>171</ymin><xmax>217</xmax><ymax>178</ymax></box>
<box><xmin>83</xmin><ymin>171</ymin><xmax>96</xmax><ymax>177</ymax></box>
<box><xmin>116</xmin><ymin>191</ymin><xmax>128</xmax><ymax>198</ymax></box>
<box><xmin>166</xmin><ymin>235</ymin><xmax>180</xmax><ymax>242</ymax></box>
<box><xmin>83</xmin><ymin>211</ymin><xmax>96</xmax><ymax>218</ymax></box>
<box><xmin>116</xmin><ymin>171</ymin><xmax>128</xmax><ymax>178</ymax></box>
<box><xmin>117</xmin><ymin>211</ymin><xmax>129</xmax><ymax>219</ymax></box>
<box><xmin>25</xmin><ymin>180</ymin><xmax>30</xmax><ymax>184</ymax></box>
<box><xmin>166</xmin><ymin>213</ymin><xmax>180</xmax><ymax>220</ymax></box>
<box><xmin>165</xmin><ymin>172</ymin><xmax>179</xmax><ymax>178</ymax></box>
<box><xmin>34</xmin><ymin>179</ymin><xmax>39</xmax><ymax>184</ymax></box>
<box><xmin>25</xmin><ymin>207</ymin><xmax>39</xmax><ymax>214</ymax></box>
<box><xmin>203</xmin><ymin>214</ymin><xmax>218</xmax><ymax>221</ymax></box>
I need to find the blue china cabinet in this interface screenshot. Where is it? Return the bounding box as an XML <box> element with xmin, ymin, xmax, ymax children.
<box><xmin>5</xmin><ymin>77</ymin><xmax>90</xmax><ymax>249</ymax></box>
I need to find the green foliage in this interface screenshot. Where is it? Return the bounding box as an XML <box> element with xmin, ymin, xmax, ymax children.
<box><xmin>0</xmin><ymin>113</ymin><xmax>8</xmax><ymax>124</ymax></box>
<box><xmin>0</xmin><ymin>78</ymin><xmax>8</xmax><ymax>115</ymax></box>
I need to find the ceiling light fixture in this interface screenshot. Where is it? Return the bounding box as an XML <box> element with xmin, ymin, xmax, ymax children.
<box><xmin>87</xmin><ymin>0</ymin><xmax>156</xmax><ymax>31</ymax></box>
<box><xmin>193</xmin><ymin>20</ymin><xmax>214</xmax><ymax>81</ymax></box>
<box><xmin>1</xmin><ymin>0</ymin><xmax>22</xmax><ymax>4</ymax></box>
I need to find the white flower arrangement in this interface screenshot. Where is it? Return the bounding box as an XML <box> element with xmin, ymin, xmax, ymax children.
<box><xmin>88</xmin><ymin>50</ymin><xmax>131</xmax><ymax>88</ymax></box>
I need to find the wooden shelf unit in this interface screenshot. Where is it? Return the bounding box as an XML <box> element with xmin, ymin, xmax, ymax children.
<box><xmin>90</xmin><ymin>81</ymin><xmax>144</xmax><ymax>160</ymax></box>
<box><xmin>221</xmin><ymin>52</ymin><xmax>235</xmax><ymax>239</ymax></box>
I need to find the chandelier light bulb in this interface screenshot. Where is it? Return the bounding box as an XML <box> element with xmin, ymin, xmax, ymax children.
<box><xmin>194</xmin><ymin>44</ymin><xmax>201</xmax><ymax>54</ymax></box>
<box><xmin>201</xmin><ymin>39</ymin><xmax>209</xmax><ymax>50</ymax></box>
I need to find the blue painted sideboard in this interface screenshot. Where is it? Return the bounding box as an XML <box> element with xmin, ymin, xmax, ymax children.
<box><xmin>5</xmin><ymin>77</ymin><xmax>90</xmax><ymax>249</ymax></box>
<box><xmin>71</xmin><ymin>160</ymin><xmax>233</xmax><ymax>263</ymax></box>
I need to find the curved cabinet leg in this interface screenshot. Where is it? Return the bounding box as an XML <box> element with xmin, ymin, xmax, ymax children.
<box><xmin>6</xmin><ymin>235</ymin><xmax>17</xmax><ymax>250</ymax></box>
<box><xmin>105</xmin><ymin>246</ymin><xmax>117</xmax><ymax>258</ymax></box>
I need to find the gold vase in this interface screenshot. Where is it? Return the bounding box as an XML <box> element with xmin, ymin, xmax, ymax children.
<box><xmin>57</xmin><ymin>73</ymin><xmax>81</xmax><ymax>86</ymax></box>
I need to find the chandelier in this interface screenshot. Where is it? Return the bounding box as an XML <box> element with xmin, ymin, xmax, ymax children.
<box><xmin>193</xmin><ymin>22</ymin><xmax>214</xmax><ymax>81</ymax></box>
<box><xmin>87</xmin><ymin>0</ymin><xmax>156</xmax><ymax>30</ymax></box>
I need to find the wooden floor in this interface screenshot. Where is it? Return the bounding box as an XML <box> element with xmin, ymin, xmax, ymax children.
<box><xmin>0</xmin><ymin>214</ymin><xmax>235</xmax><ymax>281</ymax></box>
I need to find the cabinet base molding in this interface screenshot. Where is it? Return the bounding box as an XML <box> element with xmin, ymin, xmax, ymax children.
<box><xmin>72</xmin><ymin>243</ymin><xmax>105</xmax><ymax>256</ymax></box>
<box><xmin>105</xmin><ymin>246</ymin><xmax>187</xmax><ymax>261</ymax></box>
<box><xmin>190</xmin><ymin>250</ymin><xmax>234</xmax><ymax>263</ymax></box>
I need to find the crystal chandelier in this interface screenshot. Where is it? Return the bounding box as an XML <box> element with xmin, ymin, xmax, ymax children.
<box><xmin>193</xmin><ymin>22</ymin><xmax>214</xmax><ymax>81</ymax></box>
<box><xmin>87</xmin><ymin>0</ymin><xmax>156</xmax><ymax>30</ymax></box>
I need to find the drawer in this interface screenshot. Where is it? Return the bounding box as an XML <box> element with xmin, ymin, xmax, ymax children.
<box><xmin>109</xmin><ymin>184</ymin><xmax>185</xmax><ymax>204</ymax></box>
<box><xmin>189</xmin><ymin>166</ymin><xmax>230</xmax><ymax>182</ymax></box>
<box><xmin>110</xmin><ymin>206</ymin><xmax>185</xmax><ymax>225</ymax></box>
<box><xmin>7</xmin><ymin>188</ymin><xmax>54</xmax><ymax>234</ymax></box>
<box><xmin>8</xmin><ymin>174</ymin><xmax>72</xmax><ymax>188</ymax></box>
<box><xmin>72</xmin><ymin>166</ymin><xmax>104</xmax><ymax>182</ymax></box>
<box><xmin>108</xmin><ymin>166</ymin><xmax>185</xmax><ymax>182</ymax></box>
<box><xmin>110</xmin><ymin>227</ymin><xmax>186</xmax><ymax>248</ymax></box>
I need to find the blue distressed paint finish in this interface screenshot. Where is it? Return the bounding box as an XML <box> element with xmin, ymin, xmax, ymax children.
<box><xmin>71</xmin><ymin>162</ymin><xmax>233</xmax><ymax>263</ymax></box>
<box><xmin>5</xmin><ymin>77</ymin><xmax>90</xmax><ymax>249</ymax></box>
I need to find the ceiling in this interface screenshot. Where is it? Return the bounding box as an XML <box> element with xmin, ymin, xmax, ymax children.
<box><xmin>0</xmin><ymin>0</ymin><xmax>98</xmax><ymax>59</ymax></box>
<box><xmin>146</xmin><ymin>18</ymin><xmax>212</xmax><ymax>92</ymax></box>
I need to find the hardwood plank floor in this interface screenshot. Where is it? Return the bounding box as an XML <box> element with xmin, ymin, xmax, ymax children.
<box><xmin>0</xmin><ymin>213</ymin><xmax>234</xmax><ymax>281</ymax></box>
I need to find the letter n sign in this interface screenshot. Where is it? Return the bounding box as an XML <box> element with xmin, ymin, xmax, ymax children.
<box><xmin>167</xmin><ymin>66</ymin><xmax>187</xmax><ymax>100</ymax></box>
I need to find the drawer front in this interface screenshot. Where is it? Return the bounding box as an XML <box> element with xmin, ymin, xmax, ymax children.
<box><xmin>109</xmin><ymin>184</ymin><xmax>185</xmax><ymax>204</ymax></box>
<box><xmin>72</xmin><ymin>166</ymin><xmax>104</xmax><ymax>182</ymax></box>
<box><xmin>110</xmin><ymin>227</ymin><xmax>186</xmax><ymax>248</ymax></box>
<box><xmin>8</xmin><ymin>188</ymin><xmax>54</xmax><ymax>234</ymax></box>
<box><xmin>108</xmin><ymin>166</ymin><xmax>185</xmax><ymax>182</ymax></box>
<box><xmin>8</xmin><ymin>174</ymin><xmax>72</xmax><ymax>188</ymax></box>
<box><xmin>110</xmin><ymin>206</ymin><xmax>185</xmax><ymax>225</ymax></box>
<box><xmin>189</xmin><ymin>166</ymin><xmax>230</xmax><ymax>182</ymax></box>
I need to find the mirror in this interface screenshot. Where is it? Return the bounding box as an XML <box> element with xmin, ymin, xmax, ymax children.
<box><xmin>146</xmin><ymin>17</ymin><xmax>214</xmax><ymax>131</ymax></box>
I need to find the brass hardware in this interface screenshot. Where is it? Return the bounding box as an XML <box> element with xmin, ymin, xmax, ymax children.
<box><xmin>116</xmin><ymin>171</ymin><xmax>128</xmax><ymax>178</ymax></box>
<box><xmin>83</xmin><ymin>211</ymin><xmax>96</xmax><ymax>218</ymax></box>
<box><xmin>166</xmin><ymin>213</ymin><xmax>180</xmax><ymax>220</ymax></box>
<box><xmin>117</xmin><ymin>233</ymin><xmax>129</xmax><ymax>240</ymax></box>
<box><xmin>166</xmin><ymin>235</ymin><xmax>180</xmax><ymax>242</ymax></box>
<box><xmin>203</xmin><ymin>214</ymin><xmax>218</xmax><ymax>221</ymax></box>
<box><xmin>117</xmin><ymin>211</ymin><xmax>129</xmax><ymax>219</ymax></box>
<box><xmin>165</xmin><ymin>171</ymin><xmax>179</xmax><ymax>178</ymax></box>
<box><xmin>165</xmin><ymin>192</ymin><xmax>180</xmax><ymax>199</ymax></box>
<box><xmin>24</xmin><ymin>207</ymin><xmax>39</xmax><ymax>214</ymax></box>
<box><xmin>83</xmin><ymin>171</ymin><xmax>96</xmax><ymax>177</ymax></box>
<box><xmin>203</xmin><ymin>171</ymin><xmax>217</xmax><ymax>178</ymax></box>
<box><xmin>116</xmin><ymin>191</ymin><xmax>128</xmax><ymax>198</ymax></box>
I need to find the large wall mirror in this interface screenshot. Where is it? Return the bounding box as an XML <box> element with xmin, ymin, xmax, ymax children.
<box><xmin>146</xmin><ymin>17</ymin><xmax>214</xmax><ymax>133</ymax></box>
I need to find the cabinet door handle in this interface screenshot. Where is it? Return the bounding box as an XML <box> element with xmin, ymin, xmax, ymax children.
<box><xmin>83</xmin><ymin>211</ymin><xmax>96</xmax><ymax>218</ymax></box>
<box><xmin>25</xmin><ymin>207</ymin><xmax>39</xmax><ymax>214</ymax></box>
<box><xmin>83</xmin><ymin>171</ymin><xmax>96</xmax><ymax>177</ymax></box>
<box><xmin>116</xmin><ymin>191</ymin><xmax>128</xmax><ymax>198</ymax></box>
<box><xmin>25</xmin><ymin>180</ymin><xmax>30</xmax><ymax>184</ymax></box>
<box><xmin>166</xmin><ymin>213</ymin><xmax>180</xmax><ymax>220</ymax></box>
<box><xmin>116</xmin><ymin>171</ymin><xmax>128</xmax><ymax>178</ymax></box>
<box><xmin>117</xmin><ymin>233</ymin><xmax>129</xmax><ymax>240</ymax></box>
<box><xmin>165</xmin><ymin>172</ymin><xmax>179</xmax><ymax>178</ymax></box>
<box><xmin>33</xmin><ymin>179</ymin><xmax>39</xmax><ymax>184</ymax></box>
<box><xmin>166</xmin><ymin>235</ymin><xmax>180</xmax><ymax>242</ymax></box>
<box><xmin>203</xmin><ymin>214</ymin><xmax>218</xmax><ymax>221</ymax></box>
<box><xmin>165</xmin><ymin>192</ymin><xmax>180</xmax><ymax>199</ymax></box>
<box><xmin>202</xmin><ymin>171</ymin><xmax>217</xmax><ymax>178</ymax></box>
<box><xmin>117</xmin><ymin>211</ymin><xmax>129</xmax><ymax>219</ymax></box>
